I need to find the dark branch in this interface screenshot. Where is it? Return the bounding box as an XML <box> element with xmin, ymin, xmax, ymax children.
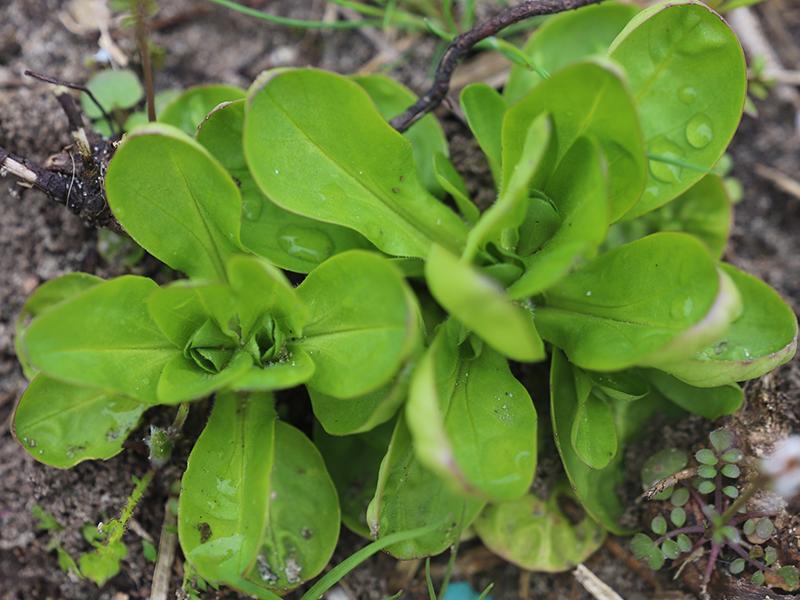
<box><xmin>390</xmin><ymin>0</ymin><xmax>604</xmax><ymax>133</ymax></box>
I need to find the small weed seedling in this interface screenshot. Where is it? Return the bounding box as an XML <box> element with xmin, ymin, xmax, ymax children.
<box><xmin>633</xmin><ymin>428</ymin><xmax>800</xmax><ymax>597</ymax></box>
<box><xmin>3</xmin><ymin>0</ymin><xmax>799</xmax><ymax>597</ymax></box>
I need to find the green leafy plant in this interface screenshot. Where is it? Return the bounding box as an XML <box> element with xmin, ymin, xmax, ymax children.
<box><xmin>10</xmin><ymin>0</ymin><xmax>799</xmax><ymax>597</ymax></box>
<box><xmin>633</xmin><ymin>428</ymin><xmax>800</xmax><ymax>596</ymax></box>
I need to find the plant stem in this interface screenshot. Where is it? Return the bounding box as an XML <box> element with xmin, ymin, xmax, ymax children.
<box><xmin>718</xmin><ymin>474</ymin><xmax>768</xmax><ymax>528</ymax></box>
<box><xmin>133</xmin><ymin>0</ymin><xmax>156</xmax><ymax>122</ymax></box>
<box><xmin>390</xmin><ymin>0</ymin><xmax>603</xmax><ymax>132</ymax></box>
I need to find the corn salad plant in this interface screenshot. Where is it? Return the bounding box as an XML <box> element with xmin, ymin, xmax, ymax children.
<box><xmin>8</xmin><ymin>0</ymin><xmax>798</xmax><ymax>596</ymax></box>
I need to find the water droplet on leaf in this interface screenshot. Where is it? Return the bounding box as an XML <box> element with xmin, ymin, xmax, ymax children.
<box><xmin>277</xmin><ymin>225</ymin><xmax>333</xmax><ymax>263</ymax></box>
<box><xmin>677</xmin><ymin>85</ymin><xmax>698</xmax><ymax>104</ymax></box>
<box><xmin>685</xmin><ymin>114</ymin><xmax>714</xmax><ymax>149</ymax></box>
<box><xmin>648</xmin><ymin>138</ymin><xmax>684</xmax><ymax>183</ymax></box>
<box><xmin>242</xmin><ymin>195</ymin><xmax>263</xmax><ymax>221</ymax></box>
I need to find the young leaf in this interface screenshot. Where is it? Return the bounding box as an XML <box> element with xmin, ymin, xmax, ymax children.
<box><xmin>630</xmin><ymin>533</ymin><xmax>665</xmax><ymax>570</ymax></box>
<box><xmin>509</xmin><ymin>135</ymin><xmax>610</xmax><ymax>298</ymax></box>
<box><xmin>407</xmin><ymin>329</ymin><xmax>537</xmax><ymax>501</ymax></box>
<box><xmin>536</xmin><ymin>232</ymin><xmax>741</xmax><ymax>371</ymax></box>
<box><xmin>293</xmin><ymin>251</ymin><xmax>420</xmax><ymax>399</ymax></box>
<box><xmin>432</xmin><ymin>152</ymin><xmax>479</xmax><ymax>225</ymax></box>
<box><xmin>158</xmin><ymin>83</ymin><xmax>247</xmax><ymax>135</ymax></box>
<box><xmin>244</xmin><ymin>68</ymin><xmax>469</xmax><ymax>258</ymax></box>
<box><xmin>550</xmin><ymin>349</ymin><xmax>632</xmax><ymax>534</ymax></box>
<box><xmin>571</xmin><ymin>389</ymin><xmax>617</xmax><ymax>470</ymax></box>
<box><xmin>473</xmin><ymin>480</ymin><xmax>605</xmax><ymax>572</ymax></box>
<box><xmin>157</xmin><ymin>351</ymin><xmax>254</xmax><ymax>405</ymax></box>
<box><xmin>608</xmin><ymin>1</ymin><xmax>747</xmax><ymax>217</ymax></box>
<box><xmin>147</xmin><ymin>281</ymin><xmax>238</xmax><ymax>349</ymax></box>
<box><xmin>503</xmin><ymin>2</ymin><xmax>640</xmax><ymax>105</ymax></box>
<box><xmin>366</xmin><ymin>414</ymin><xmax>486</xmax><ymax>559</ymax></box>
<box><xmin>502</xmin><ymin>60</ymin><xmax>646</xmax><ymax>222</ymax></box>
<box><xmin>226</xmin><ymin>254</ymin><xmax>306</xmax><ymax>340</ymax></box>
<box><xmin>641</xmin><ymin>448</ymin><xmax>689</xmax><ymax>490</ymax></box>
<box><xmin>196</xmin><ymin>100</ymin><xmax>372</xmax><ymax>273</ymax></box>
<box><xmin>106</xmin><ymin>123</ymin><xmax>245</xmax><ymax>281</ymax></box>
<box><xmin>15</xmin><ymin>273</ymin><xmax>103</xmax><ymax>379</ymax></box>
<box><xmin>22</xmin><ymin>276</ymin><xmax>177</xmax><ymax>404</ymax></box>
<box><xmin>12</xmin><ymin>375</ymin><xmax>148</xmax><ymax>468</ymax></box>
<box><xmin>459</xmin><ymin>83</ymin><xmax>507</xmax><ymax>185</ymax></box>
<box><xmin>641</xmin><ymin>368</ymin><xmax>742</xmax><ymax>419</ymax></box>
<box><xmin>350</xmin><ymin>74</ymin><xmax>450</xmax><ymax>199</ymax></box>
<box><xmin>81</xmin><ymin>69</ymin><xmax>144</xmax><ymax>119</ymax></box>
<box><xmin>425</xmin><ymin>245</ymin><xmax>544</xmax><ymax>362</ymax></box>
<box><xmin>465</xmin><ymin>112</ymin><xmax>550</xmax><ymax>260</ymax></box>
<box><xmin>660</xmin><ymin>262</ymin><xmax>798</xmax><ymax>387</ymax></box>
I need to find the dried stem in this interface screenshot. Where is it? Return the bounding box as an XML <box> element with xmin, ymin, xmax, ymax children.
<box><xmin>133</xmin><ymin>0</ymin><xmax>156</xmax><ymax>122</ymax></box>
<box><xmin>390</xmin><ymin>0</ymin><xmax>604</xmax><ymax>132</ymax></box>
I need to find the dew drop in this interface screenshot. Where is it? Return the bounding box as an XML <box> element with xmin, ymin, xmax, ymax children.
<box><xmin>586</xmin><ymin>291</ymin><xmax>592</xmax><ymax>297</ymax></box>
<box><xmin>670</xmin><ymin>295</ymin><xmax>694</xmax><ymax>320</ymax></box>
<box><xmin>242</xmin><ymin>195</ymin><xmax>263</xmax><ymax>221</ymax></box>
<box><xmin>114</xmin><ymin>206</ymin><xmax>125</xmax><ymax>219</ymax></box>
<box><xmin>685</xmin><ymin>114</ymin><xmax>714</xmax><ymax>149</ymax></box>
<box><xmin>276</xmin><ymin>225</ymin><xmax>333</xmax><ymax>263</ymax></box>
<box><xmin>648</xmin><ymin>137</ymin><xmax>684</xmax><ymax>184</ymax></box>
<box><xmin>677</xmin><ymin>85</ymin><xmax>698</xmax><ymax>105</ymax></box>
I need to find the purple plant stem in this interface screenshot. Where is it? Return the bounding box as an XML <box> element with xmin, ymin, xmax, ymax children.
<box><xmin>389</xmin><ymin>0</ymin><xmax>604</xmax><ymax>132</ymax></box>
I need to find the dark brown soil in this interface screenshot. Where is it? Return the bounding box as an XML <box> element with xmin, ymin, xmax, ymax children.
<box><xmin>1</xmin><ymin>2</ymin><xmax>799</xmax><ymax>600</ymax></box>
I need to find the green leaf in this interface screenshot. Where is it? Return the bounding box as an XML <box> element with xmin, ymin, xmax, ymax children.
<box><xmin>721</xmin><ymin>448</ymin><xmax>743</xmax><ymax>463</ymax></box>
<box><xmin>82</xmin><ymin>69</ymin><xmax>144</xmax><ymax>119</ymax></box>
<box><xmin>310</xmin><ymin>364</ymin><xmax>411</xmax><ymax>436</ymax></box>
<box><xmin>22</xmin><ymin>276</ymin><xmax>177</xmax><ymax>404</ymax></box>
<box><xmin>230</xmin><ymin>346</ymin><xmax>315</xmax><ymax>393</ymax></box>
<box><xmin>630</xmin><ymin>533</ymin><xmax>664</xmax><ymax>570</ymax></box>
<box><xmin>607</xmin><ymin>174</ymin><xmax>732</xmax><ymax>258</ymax></box>
<box><xmin>503</xmin><ymin>60</ymin><xmax>646</xmax><ymax>222</ymax></box>
<box><xmin>651</xmin><ymin>515</ymin><xmax>667</xmax><ymax>535</ymax></box>
<box><xmin>571</xmin><ymin>389</ymin><xmax>617</xmax><ymax>470</ymax></box>
<box><xmin>661</xmin><ymin>539</ymin><xmax>680</xmax><ymax>559</ymax></box>
<box><xmin>157</xmin><ymin>350</ymin><xmax>254</xmax><ymax>404</ymax></box>
<box><xmin>425</xmin><ymin>245</ymin><xmax>544</xmax><ymax>362</ymax></box>
<box><xmin>459</xmin><ymin>83</ymin><xmax>507</xmax><ymax>185</ymax></box>
<box><xmin>195</xmin><ymin>99</ymin><xmax>372</xmax><ymax>273</ymax></box>
<box><xmin>583</xmin><ymin>369</ymin><xmax>650</xmax><ymax>402</ymax></box>
<box><xmin>314</xmin><ymin>418</ymin><xmax>396</xmax><ymax>537</ymax></box>
<box><xmin>13</xmin><ymin>375</ymin><xmax>148</xmax><ymax>468</ymax></box>
<box><xmin>180</xmin><ymin>390</ymin><xmax>275</xmax><ymax>587</ymax></box>
<box><xmin>293</xmin><ymin>251</ymin><xmax>420</xmax><ymax>399</ymax></box>
<box><xmin>244</xmin><ymin>69</ymin><xmax>469</xmax><ymax>258</ymax></box>
<box><xmin>660</xmin><ymin>262</ymin><xmax>798</xmax><ymax>387</ymax></box>
<box><xmin>536</xmin><ymin>233</ymin><xmax>741</xmax><ymax>371</ymax></box>
<box><xmin>641</xmin><ymin>448</ymin><xmax>688</xmax><ymax>490</ymax></box>
<box><xmin>778</xmin><ymin>566</ymin><xmax>800</xmax><ymax>591</ymax></box>
<box><xmin>751</xmin><ymin>570</ymin><xmax>765</xmax><ymax>586</ymax></box>
<box><xmin>670</xmin><ymin>507</ymin><xmax>686</xmax><ymax>527</ymax></box>
<box><xmin>608</xmin><ymin>2</ymin><xmax>747</xmax><ymax>217</ymax></box>
<box><xmin>366</xmin><ymin>414</ymin><xmax>486</xmax><ymax>559</ymax></box>
<box><xmin>159</xmin><ymin>84</ymin><xmax>247</xmax><ymax>135</ymax></box>
<box><xmin>226</xmin><ymin>254</ymin><xmax>306</xmax><ymax>341</ymax></box>
<box><xmin>473</xmin><ymin>480</ymin><xmax>605</xmax><ymax>572</ymax></box>
<box><xmin>677</xmin><ymin>533</ymin><xmax>692</xmax><ymax>552</ymax></box>
<box><xmin>147</xmin><ymin>281</ymin><xmax>238</xmax><ymax>349</ymax></box>
<box><xmin>710</xmin><ymin>428</ymin><xmax>734</xmax><ymax>452</ymax></box>
<box><xmin>550</xmin><ymin>349</ymin><xmax>632</xmax><ymax>534</ymax></box>
<box><xmin>241</xmin><ymin>420</ymin><xmax>340</xmax><ymax>592</ymax></box>
<box><xmin>350</xmin><ymin>74</ymin><xmax>450</xmax><ymax>199</ymax></box>
<box><xmin>79</xmin><ymin>539</ymin><xmax>127</xmax><ymax>585</ymax></box>
<box><xmin>641</xmin><ymin>368</ymin><xmax>742</xmax><ymax>419</ymax></box>
<box><xmin>432</xmin><ymin>152</ymin><xmax>479</xmax><ymax>225</ymax></box>
<box><xmin>696</xmin><ymin>448</ymin><xmax>718</xmax><ymax>465</ymax></box>
<box><xmin>721</xmin><ymin>464</ymin><xmax>740</xmax><ymax>478</ymax></box>
<box><xmin>755</xmin><ymin>517</ymin><xmax>774</xmax><ymax>540</ymax></box>
<box><xmin>106</xmin><ymin>123</ymin><xmax>245</xmax><ymax>281</ymax></box>
<box><xmin>509</xmin><ymin>135</ymin><xmax>610</xmax><ymax>298</ymax></box>
<box><xmin>407</xmin><ymin>329</ymin><xmax>537</xmax><ymax>501</ymax></box>
<box><xmin>15</xmin><ymin>273</ymin><xmax>103</xmax><ymax>379</ymax></box>
<box><xmin>31</xmin><ymin>504</ymin><xmax>63</xmax><ymax>531</ymax></box>
<box><xmin>504</xmin><ymin>2</ymin><xmax>640</xmax><ymax>105</ymax></box>
<box><xmin>698</xmin><ymin>480</ymin><xmax>715</xmax><ymax>494</ymax></box>
<box><xmin>697</xmin><ymin>464</ymin><xmax>717</xmax><ymax>479</ymax></box>
<box><xmin>465</xmin><ymin>113</ymin><xmax>550</xmax><ymax>260</ymax></box>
